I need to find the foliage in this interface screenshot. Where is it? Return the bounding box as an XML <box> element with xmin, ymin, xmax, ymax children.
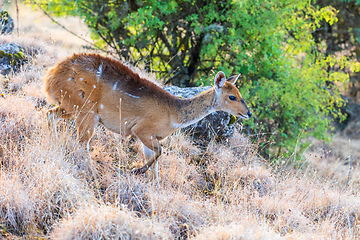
<box><xmin>314</xmin><ymin>0</ymin><xmax>360</xmax><ymax>100</ymax></box>
<box><xmin>27</xmin><ymin>0</ymin><xmax>357</xmax><ymax>159</ymax></box>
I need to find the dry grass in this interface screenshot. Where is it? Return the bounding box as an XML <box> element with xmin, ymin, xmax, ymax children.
<box><xmin>51</xmin><ymin>205</ymin><xmax>171</xmax><ymax>239</ymax></box>
<box><xmin>1</xmin><ymin>2</ymin><xmax>360</xmax><ymax>239</ymax></box>
<box><xmin>6</xmin><ymin>1</ymin><xmax>91</xmax><ymax>53</ymax></box>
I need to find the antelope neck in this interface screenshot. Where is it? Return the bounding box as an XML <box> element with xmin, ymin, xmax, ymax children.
<box><xmin>173</xmin><ymin>88</ymin><xmax>218</xmax><ymax>129</ymax></box>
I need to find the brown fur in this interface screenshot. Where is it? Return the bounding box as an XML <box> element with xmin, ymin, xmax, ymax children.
<box><xmin>44</xmin><ymin>53</ymin><xmax>251</xmax><ymax>178</ymax></box>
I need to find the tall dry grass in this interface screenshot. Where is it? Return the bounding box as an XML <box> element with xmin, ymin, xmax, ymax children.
<box><xmin>1</xmin><ymin>2</ymin><xmax>360</xmax><ymax>239</ymax></box>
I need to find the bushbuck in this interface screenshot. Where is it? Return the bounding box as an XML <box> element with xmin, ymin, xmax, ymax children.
<box><xmin>44</xmin><ymin>53</ymin><xmax>252</xmax><ymax>178</ymax></box>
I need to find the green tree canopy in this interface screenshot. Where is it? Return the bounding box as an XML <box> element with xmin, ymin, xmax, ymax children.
<box><xmin>30</xmin><ymin>0</ymin><xmax>359</xmax><ymax>159</ymax></box>
<box><xmin>314</xmin><ymin>0</ymin><xmax>360</xmax><ymax>100</ymax></box>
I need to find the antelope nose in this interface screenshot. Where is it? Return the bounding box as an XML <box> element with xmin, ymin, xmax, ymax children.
<box><xmin>248</xmin><ymin>112</ymin><xmax>252</xmax><ymax>118</ymax></box>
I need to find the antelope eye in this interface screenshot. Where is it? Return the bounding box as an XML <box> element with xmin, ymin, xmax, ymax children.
<box><xmin>229</xmin><ymin>95</ymin><xmax>237</xmax><ymax>101</ymax></box>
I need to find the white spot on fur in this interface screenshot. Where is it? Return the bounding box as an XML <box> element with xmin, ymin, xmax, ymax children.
<box><xmin>96</xmin><ymin>62</ymin><xmax>103</xmax><ymax>81</ymax></box>
<box><xmin>113</xmin><ymin>81</ymin><xmax>119</xmax><ymax>91</ymax></box>
<box><xmin>225</xmin><ymin>100</ymin><xmax>228</xmax><ymax>105</ymax></box>
<box><xmin>124</xmin><ymin>92</ymin><xmax>140</xmax><ymax>99</ymax></box>
<box><xmin>119</xmin><ymin>90</ymin><xmax>140</xmax><ymax>99</ymax></box>
<box><xmin>100</xmin><ymin>104</ymin><xmax>104</xmax><ymax>109</ymax></box>
<box><xmin>79</xmin><ymin>78</ymin><xmax>83</xmax><ymax>81</ymax></box>
<box><xmin>93</xmin><ymin>85</ymin><xmax>96</xmax><ymax>88</ymax></box>
<box><xmin>67</xmin><ymin>78</ymin><xmax>71</xmax><ymax>81</ymax></box>
<box><xmin>94</xmin><ymin>115</ymin><xmax>100</xmax><ymax>129</ymax></box>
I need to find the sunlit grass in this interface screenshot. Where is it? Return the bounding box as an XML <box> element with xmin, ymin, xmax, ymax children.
<box><xmin>1</xmin><ymin>5</ymin><xmax>360</xmax><ymax>238</ymax></box>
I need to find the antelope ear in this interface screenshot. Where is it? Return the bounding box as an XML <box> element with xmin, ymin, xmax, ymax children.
<box><xmin>215</xmin><ymin>71</ymin><xmax>226</xmax><ymax>89</ymax></box>
<box><xmin>227</xmin><ymin>74</ymin><xmax>241</xmax><ymax>85</ymax></box>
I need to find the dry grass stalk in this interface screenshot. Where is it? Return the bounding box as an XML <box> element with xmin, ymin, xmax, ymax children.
<box><xmin>1</xmin><ymin>4</ymin><xmax>360</xmax><ymax>238</ymax></box>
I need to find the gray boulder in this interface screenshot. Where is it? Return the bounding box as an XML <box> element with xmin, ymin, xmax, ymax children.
<box><xmin>164</xmin><ymin>85</ymin><xmax>236</xmax><ymax>142</ymax></box>
<box><xmin>0</xmin><ymin>43</ymin><xmax>28</xmax><ymax>75</ymax></box>
<box><xmin>0</xmin><ymin>10</ymin><xmax>14</xmax><ymax>34</ymax></box>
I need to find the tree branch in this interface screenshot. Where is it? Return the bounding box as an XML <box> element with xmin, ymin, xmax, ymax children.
<box><xmin>38</xmin><ymin>4</ymin><xmax>113</xmax><ymax>54</ymax></box>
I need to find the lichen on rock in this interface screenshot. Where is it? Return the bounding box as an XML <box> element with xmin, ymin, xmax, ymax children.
<box><xmin>0</xmin><ymin>43</ymin><xmax>28</xmax><ymax>75</ymax></box>
<box><xmin>0</xmin><ymin>10</ymin><xmax>14</xmax><ymax>34</ymax></box>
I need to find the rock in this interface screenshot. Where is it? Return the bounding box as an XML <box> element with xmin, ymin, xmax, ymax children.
<box><xmin>0</xmin><ymin>43</ymin><xmax>28</xmax><ymax>75</ymax></box>
<box><xmin>164</xmin><ymin>85</ymin><xmax>236</xmax><ymax>142</ymax></box>
<box><xmin>0</xmin><ymin>10</ymin><xmax>14</xmax><ymax>34</ymax></box>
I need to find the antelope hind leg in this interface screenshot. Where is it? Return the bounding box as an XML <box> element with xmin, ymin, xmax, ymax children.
<box><xmin>75</xmin><ymin>112</ymin><xmax>99</xmax><ymax>151</ymax></box>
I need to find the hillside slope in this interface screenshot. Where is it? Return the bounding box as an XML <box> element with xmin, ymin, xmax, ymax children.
<box><xmin>1</xmin><ymin>3</ymin><xmax>360</xmax><ymax>239</ymax></box>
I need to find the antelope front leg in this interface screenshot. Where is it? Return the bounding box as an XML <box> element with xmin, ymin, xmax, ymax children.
<box><xmin>143</xmin><ymin>144</ymin><xmax>159</xmax><ymax>179</ymax></box>
<box><xmin>131</xmin><ymin>135</ymin><xmax>162</xmax><ymax>178</ymax></box>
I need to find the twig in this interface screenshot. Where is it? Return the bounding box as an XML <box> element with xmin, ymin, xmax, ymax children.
<box><xmin>37</xmin><ymin>4</ymin><xmax>113</xmax><ymax>55</ymax></box>
<box><xmin>344</xmin><ymin>155</ymin><xmax>353</xmax><ymax>192</ymax></box>
<box><xmin>15</xmin><ymin>0</ymin><xmax>19</xmax><ymax>36</ymax></box>
<box><xmin>323</xmin><ymin>140</ymin><xmax>327</xmax><ymax>159</ymax></box>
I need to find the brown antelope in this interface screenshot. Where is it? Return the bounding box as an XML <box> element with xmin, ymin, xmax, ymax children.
<box><xmin>44</xmin><ymin>53</ymin><xmax>251</xmax><ymax>178</ymax></box>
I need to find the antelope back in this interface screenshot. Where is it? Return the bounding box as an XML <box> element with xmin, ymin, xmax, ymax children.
<box><xmin>44</xmin><ymin>53</ymin><xmax>176</xmax><ymax>130</ymax></box>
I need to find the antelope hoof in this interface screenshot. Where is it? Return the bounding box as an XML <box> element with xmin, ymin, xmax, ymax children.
<box><xmin>131</xmin><ymin>166</ymin><xmax>148</xmax><ymax>175</ymax></box>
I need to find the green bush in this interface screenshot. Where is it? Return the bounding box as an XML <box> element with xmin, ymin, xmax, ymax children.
<box><xmin>29</xmin><ymin>0</ymin><xmax>359</xmax><ymax>159</ymax></box>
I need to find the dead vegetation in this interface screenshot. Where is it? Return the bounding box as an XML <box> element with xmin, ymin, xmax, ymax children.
<box><xmin>1</xmin><ymin>3</ymin><xmax>360</xmax><ymax>239</ymax></box>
